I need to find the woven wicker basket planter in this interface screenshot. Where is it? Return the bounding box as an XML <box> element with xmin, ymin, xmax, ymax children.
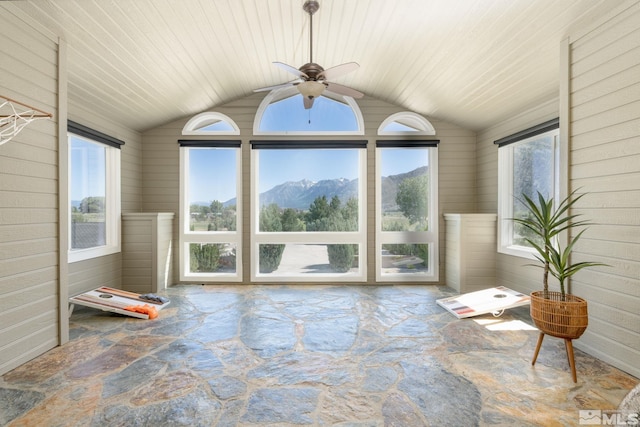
<box><xmin>530</xmin><ymin>291</ymin><xmax>588</xmax><ymax>339</ymax></box>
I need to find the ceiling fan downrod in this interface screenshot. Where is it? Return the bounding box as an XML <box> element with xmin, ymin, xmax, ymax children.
<box><xmin>252</xmin><ymin>0</ymin><xmax>362</xmax><ymax>109</ymax></box>
<box><xmin>303</xmin><ymin>0</ymin><xmax>320</xmax><ymax>65</ymax></box>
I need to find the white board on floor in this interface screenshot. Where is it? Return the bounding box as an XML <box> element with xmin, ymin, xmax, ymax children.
<box><xmin>436</xmin><ymin>286</ymin><xmax>530</xmax><ymax>318</ymax></box>
<box><xmin>69</xmin><ymin>287</ymin><xmax>170</xmax><ymax>319</ymax></box>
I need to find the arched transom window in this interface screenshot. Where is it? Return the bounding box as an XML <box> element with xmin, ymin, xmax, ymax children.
<box><xmin>378</xmin><ymin>112</ymin><xmax>435</xmax><ymax>136</ymax></box>
<box><xmin>182</xmin><ymin>112</ymin><xmax>240</xmax><ymax>135</ymax></box>
<box><xmin>253</xmin><ymin>87</ymin><xmax>364</xmax><ymax>135</ymax></box>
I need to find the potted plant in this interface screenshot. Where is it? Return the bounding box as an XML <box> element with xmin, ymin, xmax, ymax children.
<box><xmin>512</xmin><ymin>189</ymin><xmax>606</xmax><ymax>382</ymax></box>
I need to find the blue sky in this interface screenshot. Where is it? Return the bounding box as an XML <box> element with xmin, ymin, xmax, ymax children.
<box><xmin>261</xmin><ymin>95</ymin><xmax>358</xmax><ymax>131</ymax></box>
<box><xmin>70</xmin><ymin>137</ymin><xmax>106</xmax><ymax>202</ymax></box>
<box><xmin>70</xmin><ymin>96</ymin><xmax>429</xmax><ymax>206</ymax></box>
<box><xmin>185</xmin><ymin>90</ymin><xmax>430</xmax><ymax>204</ymax></box>
<box><xmin>258</xmin><ymin>149</ymin><xmax>358</xmax><ymax>193</ymax></box>
<box><xmin>380</xmin><ymin>148</ymin><xmax>429</xmax><ymax>176</ymax></box>
<box><xmin>189</xmin><ymin>148</ymin><xmax>237</xmax><ymax>203</ymax></box>
<box><xmin>188</xmin><ymin>147</ymin><xmax>429</xmax><ymax>204</ymax></box>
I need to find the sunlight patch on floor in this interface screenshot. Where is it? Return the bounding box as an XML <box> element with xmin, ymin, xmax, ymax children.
<box><xmin>473</xmin><ymin>317</ymin><xmax>538</xmax><ymax>331</ymax></box>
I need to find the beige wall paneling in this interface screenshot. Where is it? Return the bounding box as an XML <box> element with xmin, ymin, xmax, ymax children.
<box><xmin>566</xmin><ymin>1</ymin><xmax>640</xmax><ymax>378</ymax></box>
<box><xmin>444</xmin><ymin>214</ymin><xmax>497</xmax><ymax>293</ymax></box>
<box><xmin>0</xmin><ymin>4</ymin><xmax>60</xmax><ymax>375</ymax></box>
<box><xmin>68</xmin><ymin>254</ymin><xmax>121</xmax><ymax>298</ymax></box>
<box><xmin>141</xmin><ymin>122</ymin><xmax>182</xmax><ymax>283</ymax></box>
<box><xmin>121</xmin><ymin>212</ymin><xmax>174</xmax><ymax>294</ymax></box>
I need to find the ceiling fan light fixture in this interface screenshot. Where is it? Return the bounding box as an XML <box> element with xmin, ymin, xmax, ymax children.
<box><xmin>298</xmin><ymin>80</ymin><xmax>325</xmax><ymax>99</ymax></box>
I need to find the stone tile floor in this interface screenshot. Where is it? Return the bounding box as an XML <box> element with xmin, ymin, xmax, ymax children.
<box><xmin>1</xmin><ymin>284</ymin><xmax>637</xmax><ymax>426</ymax></box>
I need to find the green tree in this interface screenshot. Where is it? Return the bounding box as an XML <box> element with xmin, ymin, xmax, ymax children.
<box><xmin>327</xmin><ymin>199</ymin><xmax>359</xmax><ymax>271</ymax></box>
<box><xmin>281</xmin><ymin>208</ymin><xmax>305</xmax><ymax>232</ymax></box>
<box><xmin>306</xmin><ymin>195</ymin><xmax>331</xmax><ymax>224</ymax></box>
<box><xmin>259</xmin><ymin>204</ymin><xmax>285</xmax><ymax>273</ymax></box>
<box><xmin>330</xmin><ymin>195</ymin><xmax>341</xmax><ymax>212</ymax></box>
<box><xmin>190</xmin><ymin>203</ymin><xmax>209</xmax><ymax>220</ymax></box>
<box><xmin>221</xmin><ymin>205</ymin><xmax>237</xmax><ymax>231</ymax></box>
<box><xmin>327</xmin><ymin>243</ymin><xmax>356</xmax><ymax>272</ymax></box>
<box><xmin>303</xmin><ymin>195</ymin><xmax>359</xmax><ymax>271</ymax></box>
<box><xmin>342</xmin><ymin>197</ymin><xmax>358</xmax><ymax>224</ymax></box>
<box><xmin>190</xmin><ymin>243</ymin><xmax>221</xmax><ymax>272</ymax></box>
<box><xmin>260</xmin><ymin>203</ymin><xmax>282</xmax><ymax>232</ymax></box>
<box><xmin>210</xmin><ymin>200</ymin><xmax>223</xmax><ymax>215</ymax></box>
<box><xmin>306</xmin><ymin>195</ymin><xmax>358</xmax><ymax>232</ymax></box>
<box><xmin>80</xmin><ymin>196</ymin><xmax>105</xmax><ymax>214</ymax></box>
<box><xmin>396</xmin><ymin>174</ymin><xmax>428</xmax><ymax>225</ymax></box>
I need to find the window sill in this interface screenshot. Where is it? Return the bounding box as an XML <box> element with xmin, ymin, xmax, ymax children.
<box><xmin>498</xmin><ymin>245</ymin><xmax>538</xmax><ymax>260</ymax></box>
<box><xmin>69</xmin><ymin>245</ymin><xmax>120</xmax><ymax>263</ymax></box>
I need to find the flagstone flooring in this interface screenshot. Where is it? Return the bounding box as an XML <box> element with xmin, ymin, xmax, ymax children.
<box><xmin>1</xmin><ymin>284</ymin><xmax>637</xmax><ymax>426</ymax></box>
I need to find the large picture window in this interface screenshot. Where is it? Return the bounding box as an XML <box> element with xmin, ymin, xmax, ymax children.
<box><xmin>179</xmin><ymin>141</ymin><xmax>242</xmax><ymax>281</ymax></box>
<box><xmin>68</xmin><ymin>121</ymin><xmax>122</xmax><ymax>263</ymax></box>
<box><xmin>375</xmin><ymin>142</ymin><xmax>439</xmax><ymax>282</ymax></box>
<box><xmin>497</xmin><ymin>119</ymin><xmax>559</xmax><ymax>257</ymax></box>
<box><xmin>250</xmin><ymin>141</ymin><xmax>367</xmax><ymax>281</ymax></box>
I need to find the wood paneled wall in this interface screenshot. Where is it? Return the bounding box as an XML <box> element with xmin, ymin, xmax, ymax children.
<box><xmin>0</xmin><ymin>4</ymin><xmax>142</xmax><ymax>375</ymax></box>
<box><xmin>566</xmin><ymin>1</ymin><xmax>640</xmax><ymax>378</ymax></box>
<box><xmin>0</xmin><ymin>6</ymin><xmax>60</xmax><ymax>375</ymax></box>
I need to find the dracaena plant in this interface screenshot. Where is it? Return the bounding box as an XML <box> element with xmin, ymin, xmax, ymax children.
<box><xmin>512</xmin><ymin>189</ymin><xmax>606</xmax><ymax>300</ymax></box>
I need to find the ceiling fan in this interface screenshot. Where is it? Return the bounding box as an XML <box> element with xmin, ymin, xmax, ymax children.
<box><xmin>254</xmin><ymin>0</ymin><xmax>364</xmax><ymax>109</ymax></box>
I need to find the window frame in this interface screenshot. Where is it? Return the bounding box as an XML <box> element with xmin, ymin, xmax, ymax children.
<box><xmin>182</xmin><ymin>112</ymin><xmax>240</xmax><ymax>135</ymax></box>
<box><xmin>375</xmin><ymin>142</ymin><xmax>439</xmax><ymax>282</ymax></box>
<box><xmin>67</xmin><ymin>122</ymin><xmax>123</xmax><ymax>263</ymax></box>
<box><xmin>179</xmin><ymin>141</ymin><xmax>243</xmax><ymax>282</ymax></box>
<box><xmin>250</xmin><ymin>141</ymin><xmax>367</xmax><ymax>282</ymax></box>
<box><xmin>377</xmin><ymin>112</ymin><xmax>436</xmax><ymax>136</ymax></box>
<box><xmin>497</xmin><ymin>119</ymin><xmax>560</xmax><ymax>259</ymax></box>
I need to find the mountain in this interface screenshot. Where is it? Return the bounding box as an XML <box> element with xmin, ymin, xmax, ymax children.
<box><xmin>219</xmin><ymin>166</ymin><xmax>428</xmax><ymax>211</ymax></box>
<box><xmin>380</xmin><ymin>166</ymin><xmax>428</xmax><ymax>211</ymax></box>
<box><xmin>257</xmin><ymin>177</ymin><xmax>358</xmax><ymax>210</ymax></box>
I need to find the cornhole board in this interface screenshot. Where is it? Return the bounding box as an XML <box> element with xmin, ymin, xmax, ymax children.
<box><xmin>436</xmin><ymin>286</ymin><xmax>530</xmax><ymax>319</ymax></box>
<box><xmin>69</xmin><ymin>286</ymin><xmax>170</xmax><ymax>319</ymax></box>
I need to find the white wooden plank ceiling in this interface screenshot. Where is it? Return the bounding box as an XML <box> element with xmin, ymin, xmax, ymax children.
<box><xmin>8</xmin><ymin>0</ymin><xmax>613</xmax><ymax>132</ymax></box>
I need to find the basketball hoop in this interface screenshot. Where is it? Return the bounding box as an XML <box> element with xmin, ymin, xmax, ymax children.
<box><xmin>0</xmin><ymin>95</ymin><xmax>52</xmax><ymax>147</ymax></box>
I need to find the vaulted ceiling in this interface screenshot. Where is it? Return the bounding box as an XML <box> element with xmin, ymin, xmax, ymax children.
<box><xmin>12</xmin><ymin>0</ymin><xmax>611</xmax><ymax>133</ymax></box>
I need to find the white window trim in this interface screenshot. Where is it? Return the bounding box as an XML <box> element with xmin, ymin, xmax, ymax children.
<box><xmin>497</xmin><ymin>128</ymin><xmax>559</xmax><ymax>259</ymax></box>
<box><xmin>182</xmin><ymin>112</ymin><xmax>240</xmax><ymax>135</ymax></box>
<box><xmin>250</xmin><ymin>147</ymin><xmax>367</xmax><ymax>282</ymax></box>
<box><xmin>253</xmin><ymin>86</ymin><xmax>365</xmax><ymax>136</ymax></box>
<box><xmin>68</xmin><ymin>135</ymin><xmax>121</xmax><ymax>263</ymax></box>
<box><xmin>375</xmin><ymin>146</ymin><xmax>439</xmax><ymax>282</ymax></box>
<box><xmin>377</xmin><ymin>112</ymin><xmax>436</xmax><ymax>136</ymax></box>
<box><xmin>179</xmin><ymin>145</ymin><xmax>243</xmax><ymax>282</ymax></box>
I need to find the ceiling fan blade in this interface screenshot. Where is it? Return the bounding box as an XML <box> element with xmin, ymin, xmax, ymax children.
<box><xmin>253</xmin><ymin>79</ymin><xmax>301</xmax><ymax>93</ymax></box>
<box><xmin>324</xmin><ymin>82</ymin><xmax>364</xmax><ymax>99</ymax></box>
<box><xmin>318</xmin><ymin>62</ymin><xmax>359</xmax><ymax>80</ymax></box>
<box><xmin>274</xmin><ymin>62</ymin><xmax>309</xmax><ymax>79</ymax></box>
<box><xmin>303</xmin><ymin>96</ymin><xmax>315</xmax><ymax>109</ymax></box>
